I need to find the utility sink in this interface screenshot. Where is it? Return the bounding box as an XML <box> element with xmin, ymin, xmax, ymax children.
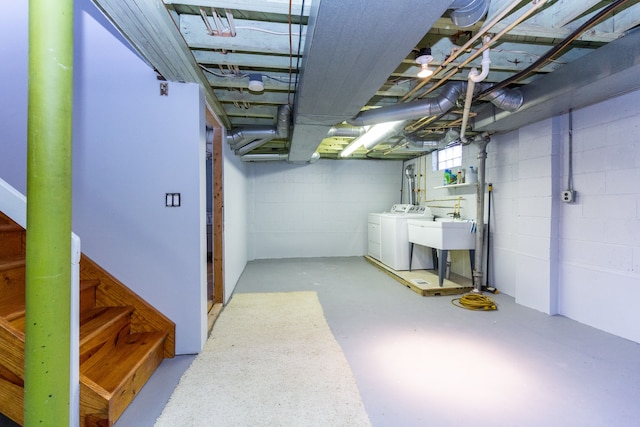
<box><xmin>407</xmin><ymin>218</ymin><xmax>475</xmax><ymax>250</ymax></box>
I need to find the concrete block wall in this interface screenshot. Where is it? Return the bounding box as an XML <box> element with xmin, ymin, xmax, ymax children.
<box><xmin>486</xmin><ymin>130</ymin><xmax>520</xmax><ymax>297</ymax></box>
<box><xmin>487</xmin><ymin>118</ymin><xmax>564</xmax><ymax>313</ymax></box>
<box><xmin>557</xmin><ymin>89</ymin><xmax>640</xmax><ymax>343</ymax></box>
<box><xmin>247</xmin><ymin>159</ymin><xmax>403</xmax><ymax>259</ymax></box>
<box><xmin>486</xmin><ymin>89</ymin><xmax>640</xmax><ymax>343</ymax></box>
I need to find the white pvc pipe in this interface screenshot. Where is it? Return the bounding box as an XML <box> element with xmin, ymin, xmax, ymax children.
<box><xmin>460</xmin><ymin>37</ymin><xmax>491</xmax><ymax>142</ymax></box>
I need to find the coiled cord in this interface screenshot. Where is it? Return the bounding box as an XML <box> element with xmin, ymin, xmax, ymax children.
<box><xmin>451</xmin><ymin>293</ymin><xmax>497</xmax><ymax>311</ymax></box>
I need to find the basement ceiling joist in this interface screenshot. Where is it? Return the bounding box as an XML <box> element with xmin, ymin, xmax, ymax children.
<box><xmin>92</xmin><ymin>0</ymin><xmax>640</xmax><ymax>161</ymax></box>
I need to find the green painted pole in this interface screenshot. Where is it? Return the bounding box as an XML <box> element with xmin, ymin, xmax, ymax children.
<box><xmin>25</xmin><ymin>0</ymin><xmax>74</xmax><ymax>425</ymax></box>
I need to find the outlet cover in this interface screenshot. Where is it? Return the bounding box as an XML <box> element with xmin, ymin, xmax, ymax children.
<box><xmin>561</xmin><ymin>190</ymin><xmax>575</xmax><ymax>203</ymax></box>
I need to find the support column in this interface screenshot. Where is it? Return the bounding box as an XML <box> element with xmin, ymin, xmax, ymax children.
<box><xmin>25</xmin><ymin>0</ymin><xmax>74</xmax><ymax>425</ymax></box>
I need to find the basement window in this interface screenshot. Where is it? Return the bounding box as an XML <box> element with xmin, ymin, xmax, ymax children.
<box><xmin>434</xmin><ymin>144</ymin><xmax>462</xmax><ymax>170</ymax></box>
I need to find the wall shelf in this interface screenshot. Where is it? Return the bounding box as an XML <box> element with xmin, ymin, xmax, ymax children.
<box><xmin>433</xmin><ymin>182</ymin><xmax>477</xmax><ymax>189</ymax></box>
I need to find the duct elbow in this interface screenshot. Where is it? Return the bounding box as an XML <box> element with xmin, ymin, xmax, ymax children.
<box><xmin>348</xmin><ymin>82</ymin><xmax>466</xmax><ymax>127</ymax></box>
<box><xmin>484</xmin><ymin>87</ymin><xmax>524</xmax><ymax>112</ymax></box>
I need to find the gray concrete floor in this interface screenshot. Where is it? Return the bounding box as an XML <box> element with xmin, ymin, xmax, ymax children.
<box><xmin>4</xmin><ymin>256</ymin><xmax>639</xmax><ymax>426</ymax></box>
<box><xmin>229</xmin><ymin>257</ymin><xmax>640</xmax><ymax>427</ymax></box>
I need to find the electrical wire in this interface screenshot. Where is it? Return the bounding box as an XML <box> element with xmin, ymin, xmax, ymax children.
<box><xmin>451</xmin><ymin>293</ymin><xmax>497</xmax><ymax>311</ymax></box>
<box><xmin>478</xmin><ymin>0</ymin><xmax>633</xmax><ymax>100</ymax></box>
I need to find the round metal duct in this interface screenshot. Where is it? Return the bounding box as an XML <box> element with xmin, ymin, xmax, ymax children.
<box><xmin>449</xmin><ymin>0</ymin><xmax>490</xmax><ymax>28</ymax></box>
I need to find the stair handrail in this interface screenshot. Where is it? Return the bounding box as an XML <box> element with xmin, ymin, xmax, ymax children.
<box><xmin>0</xmin><ymin>176</ymin><xmax>81</xmax><ymax>427</ymax></box>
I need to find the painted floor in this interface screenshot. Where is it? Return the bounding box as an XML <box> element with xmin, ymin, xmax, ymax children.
<box><xmin>4</xmin><ymin>256</ymin><xmax>639</xmax><ymax>426</ymax></box>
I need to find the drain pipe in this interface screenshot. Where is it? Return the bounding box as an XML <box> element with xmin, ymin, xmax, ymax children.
<box><xmin>473</xmin><ymin>134</ymin><xmax>490</xmax><ymax>293</ymax></box>
<box><xmin>460</xmin><ymin>36</ymin><xmax>491</xmax><ymax>142</ymax></box>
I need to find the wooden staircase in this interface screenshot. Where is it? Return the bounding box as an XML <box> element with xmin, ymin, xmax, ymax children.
<box><xmin>0</xmin><ymin>211</ymin><xmax>175</xmax><ymax>426</ymax></box>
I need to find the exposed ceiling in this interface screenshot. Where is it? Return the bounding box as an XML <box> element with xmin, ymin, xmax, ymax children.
<box><xmin>92</xmin><ymin>0</ymin><xmax>640</xmax><ymax>162</ymax></box>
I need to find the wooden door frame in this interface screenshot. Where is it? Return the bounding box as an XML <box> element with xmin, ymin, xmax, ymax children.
<box><xmin>206</xmin><ymin>106</ymin><xmax>224</xmax><ymax>329</ymax></box>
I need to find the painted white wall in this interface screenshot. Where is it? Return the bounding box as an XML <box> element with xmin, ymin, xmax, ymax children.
<box><xmin>72</xmin><ymin>7</ymin><xmax>207</xmax><ymax>354</ymax></box>
<box><xmin>485</xmin><ymin>119</ymin><xmax>562</xmax><ymax>314</ymax></box>
<box><xmin>0</xmin><ymin>2</ymin><xmax>28</xmax><ymax>192</ymax></box>
<box><xmin>247</xmin><ymin>159</ymin><xmax>403</xmax><ymax>259</ymax></box>
<box><xmin>486</xmin><ymin>89</ymin><xmax>640</xmax><ymax>343</ymax></box>
<box><xmin>222</xmin><ymin>135</ymin><xmax>250</xmax><ymax>303</ymax></box>
<box><xmin>1</xmin><ymin>1</ymin><xmax>208</xmax><ymax>354</ymax></box>
<box><xmin>556</xmin><ymin>90</ymin><xmax>640</xmax><ymax>343</ymax></box>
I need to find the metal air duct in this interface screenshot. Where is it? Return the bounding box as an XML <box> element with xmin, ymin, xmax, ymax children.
<box><xmin>240</xmin><ymin>151</ymin><xmax>321</xmax><ymax>164</ymax></box>
<box><xmin>406</xmin><ymin>129</ymin><xmax>460</xmax><ymax>150</ymax></box>
<box><xmin>449</xmin><ymin>0</ymin><xmax>491</xmax><ymax>28</ymax></box>
<box><xmin>348</xmin><ymin>82</ymin><xmax>522</xmax><ymax>127</ymax></box>
<box><xmin>227</xmin><ymin>104</ymin><xmax>291</xmax><ymax>151</ymax></box>
<box><xmin>287</xmin><ymin>0</ymin><xmax>457</xmax><ymax>163</ymax></box>
<box><xmin>327</xmin><ymin>126</ymin><xmax>367</xmax><ymax>138</ymax></box>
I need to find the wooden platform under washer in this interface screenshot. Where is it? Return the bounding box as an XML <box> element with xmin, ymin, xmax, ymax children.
<box><xmin>364</xmin><ymin>256</ymin><xmax>473</xmax><ymax>296</ymax></box>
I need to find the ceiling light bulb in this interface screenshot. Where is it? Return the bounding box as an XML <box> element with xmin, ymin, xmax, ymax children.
<box><xmin>415</xmin><ymin>47</ymin><xmax>434</xmax><ymax>79</ymax></box>
<box><xmin>417</xmin><ymin>63</ymin><xmax>433</xmax><ymax>78</ymax></box>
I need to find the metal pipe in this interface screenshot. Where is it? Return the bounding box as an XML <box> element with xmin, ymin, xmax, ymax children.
<box><xmin>240</xmin><ymin>153</ymin><xmax>289</xmax><ymax>162</ymax></box>
<box><xmin>227</xmin><ymin>104</ymin><xmax>290</xmax><ymax>150</ymax></box>
<box><xmin>235</xmin><ymin>137</ymin><xmax>271</xmax><ymax>155</ymax></box>
<box><xmin>473</xmin><ymin>135</ymin><xmax>490</xmax><ymax>292</ymax></box>
<box><xmin>25</xmin><ymin>0</ymin><xmax>73</xmax><ymax>424</ymax></box>
<box><xmin>405</xmin><ymin>164</ymin><xmax>416</xmax><ymax>205</ymax></box>
<box><xmin>228</xmin><ymin>126</ymin><xmax>277</xmax><ymax>149</ymax></box>
<box><xmin>402</xmin><ymin>0</ymin><xmax>527</xmax><ymax>102</ymax></box>
<box><xmin>349</xmin><ymin>82</ymin><xmax>522</xmax><ymax>127</ymax></box>
<box><xmin>421</xmin><ymin>0</ymin><xmax>548</xmax><ymax>101</ymax></box>
<box><xmin>327</xmin><ymin>126</ymin><xmax>366</xmax><ymax>138</ymax></box>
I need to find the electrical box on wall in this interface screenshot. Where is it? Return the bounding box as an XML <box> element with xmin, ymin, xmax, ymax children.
<box><xmin>561</xmin><ymin>190</ymin><xmax>576</xmax><ymax>203</ymax></box>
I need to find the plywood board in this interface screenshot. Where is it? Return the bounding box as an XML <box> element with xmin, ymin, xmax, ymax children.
<box><xmin>364</xmin><ymin>256</ymin><xmax>473</xmax><ymax>296</ymax></box>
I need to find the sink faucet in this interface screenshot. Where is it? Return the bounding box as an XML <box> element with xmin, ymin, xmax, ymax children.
<box><xmin>448</xmin><ymin>196</ymin><xmax>462</xmax><ymax>219</ymax></box>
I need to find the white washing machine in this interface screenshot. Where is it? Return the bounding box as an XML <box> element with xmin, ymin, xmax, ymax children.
<box><xmin>369</xmin><ymin>205</ymin><xmax>435</xmax><ymax>271</ymax></box>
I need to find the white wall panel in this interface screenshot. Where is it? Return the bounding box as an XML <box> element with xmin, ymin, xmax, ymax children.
<box><xmin>222</xmin><ymin>139</ymin><xmax>249</xmax><ymax>303</ymax></box>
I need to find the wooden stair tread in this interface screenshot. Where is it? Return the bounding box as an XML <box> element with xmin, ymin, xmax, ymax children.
<box><xmin>0</xmin><ymin>223</ymin><xmax>22</xmax><ymax>232</ymax></box>
<box><xmin>79</xmin><ymin>306</ymin><xmax>133</xmax><ymax>344</ymax></box>
<box><xmin>0</xmin><ymin>215</ymin><xmax>176</xmax><ymax>426</ymax></box>
<box><xmin>0</xmin><ymin>293</ymin><xmax>25</xmax><ymax>323</ymax></box>
<box><xmin>81</xmin><ymin>331</ymin><xmax>167</xmax><ymax>394</ymax></box>
<box><xmin>0</xmin><ymin>256</ymin><xmax>25</xmax><ymax>272</ymax></box>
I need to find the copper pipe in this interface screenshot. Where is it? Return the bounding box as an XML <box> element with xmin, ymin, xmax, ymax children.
<box><xmin>401</xmin><ymin>0</ymin><xmax>529</xmax><ymax>102</ymax></box>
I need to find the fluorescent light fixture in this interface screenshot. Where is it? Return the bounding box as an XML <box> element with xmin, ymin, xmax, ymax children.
<box><xmin>339</xmin><ymin>120</ymin><xmax>405</xmax><ymax>157</ymax></box>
